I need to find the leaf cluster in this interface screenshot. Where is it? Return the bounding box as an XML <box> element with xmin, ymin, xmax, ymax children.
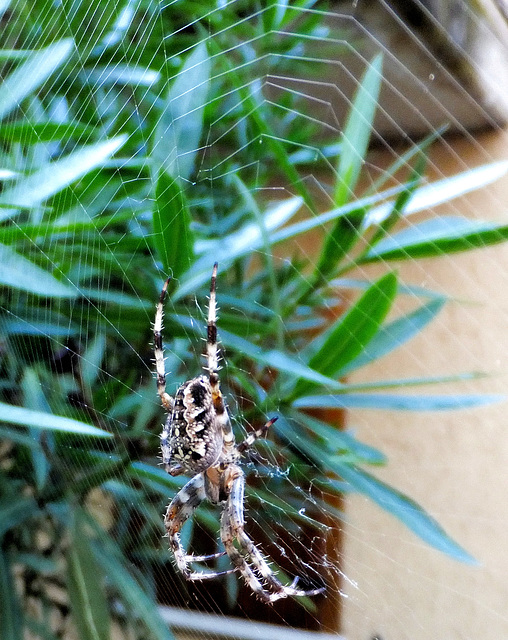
<box><xmin>0</xmin><ymin>2</ymin><xmax>507</xmax><ymax>637</ymax></box>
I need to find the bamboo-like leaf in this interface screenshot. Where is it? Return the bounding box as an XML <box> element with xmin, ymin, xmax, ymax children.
<box><xmin>0</xmin><ymin>39</ymin><xmax>74</xmax><ymax>121</ymax></box>
<box><xmin>327</xmin><ymin>466</ymin><xmax>476</xmax><ymax>564</ymax></box>
<box><xmin>334</xmin><ymin>53</ymin><xmax>383</xmax><ymax>206</ymax></box>
<box><xmin>176</xmin><ymin>196</ymin><xmax>303</xmax><ymax>299</ymax></box>
<box><xmin>363</xmin><ymin>216</ymin><xmax>508</xmax><ymax>261</ymax></box>
<box><xmin>293</xmin><ymin>393</ymin><xmax>503</xmax><ymax>411</ymax></box>
<box><xmin>67</xmin><ymin>507</ymin><xmax>110</xmax><ymax>640</ymax></box>
<box><xmin>173</xmin><ymin>314</ymin><xmax>343</xmax><ymax>389</ymax></box>
<box><xmin>0</xmin><ymin>135</ymin><xmax>127</xmax><ymax>220</ymax></box>
<box><xmin>91</xmin><ymin>539</ymin><xmax>175</xmax><ymax>640</ymax></box>
<box><xmin>314</xmin><ymin>53</ymin><xmax>383</xmax><ymax>279</ymax></box>
<box><xmin>152</xmin><ymin>172</ymin><xmax>195</xmax><ymax>280</ymax></box>
<box><xmin>0</xmin><ymin>121</ymin><xmax>94</xmax><ymax>143</ymax></box>
<box><xmin>21</xmin><ymin>369</ymin><xmax>51</xmax><ymax>491</ymax></box>
<box><xmin>153</xmin><ymin>43</ymin><xmax>210</xmax><ymax>181</ymax></box>
<box><xmin>295</xmin><ymin>411</ymin><xmax>386</xmax><ymax>465</ymax></box>
<box><xmin>367</xmin><ymin>151</ymin><xmax>427</xmax><ymax>247</ymax></box>
<box><xmin>364</xmin><ymin>160</ymin><xmax>508</xmax><ymax>229</ymax></box>
<box><xmin>0</xmin><ymin>402</ymin><xmax>112</xmax><ymax>437</ymax></box>
<box><xmin>80</xmin><ymin>334</ymin><xmax>107</xmax><ymax>388</ymax></box>
<box><xmin>274</xmin><ymin>414</ymin><xmax>475</xmax><ymax>563</ymax></box>
<box><xmin>339</xmin><ymin>298</ymin><xmax>445</xmax><ymax>375</ymax></box>
<box><xmin>292</xmin><ymin>272</ymin><xmax>398</xmax><ymax>398</ymax></box>
<box><xmin>0</xmin><ymin>497</ymin><xmax>38</xmax><ymax>539</ymax></box>
<box><xmin>0</xmin><ymin>244</ymin><xmax>76</xmax><ymax>297</ymax></box>
<box><xmin>0</xmin><ymin>549</ymin><xmax>23</xmax><ymax>640</ymax></box>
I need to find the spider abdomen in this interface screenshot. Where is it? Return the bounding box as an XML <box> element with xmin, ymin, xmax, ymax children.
<box><xmin>161</xmin><ymin>375</ymin><xmax>222</xmax><ymax>474</ymax></box>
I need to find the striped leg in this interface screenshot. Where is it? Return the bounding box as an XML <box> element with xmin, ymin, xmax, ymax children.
<box><xmin>165</xmin><ymin>473</ymin><xmax>231</xmax><ymax>580</ymax></box>
<box><xmin>237</xmin><ymin>418</ymin><xmax>277</xmax><ymax>454</ymax></box>
<box><xmin>154</xmin><ymin>278</ymin><xmax>174</xmax><ymax>412</ymax></box>
<box><xmin>222</xmin><ymin>467</ymin><xmax>325</xmax><ymax>602</ymax></box>
<box><xmin>206</xmin><ymin>263</ymin><xmax>236</xmax><ymax>456</ymax></box>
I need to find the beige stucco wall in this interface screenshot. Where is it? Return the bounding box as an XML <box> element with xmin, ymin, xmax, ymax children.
<box><xmin>341</xmin><ymin>129</ymin><xmax>508</xmax><ymax>638</ymax></box>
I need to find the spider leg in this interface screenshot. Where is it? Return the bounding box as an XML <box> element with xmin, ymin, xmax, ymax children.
<box><xmin>154</xmin><ymin>277</ymin><xmax>174</xmax><ymax>412</ymax></box>
<box><xmin>221</xmin><ymin>467</ymin><xmax>325</xmax><ymax>603</ymax></box>
<box><xmin>165</xmin><ymin>473</ymin><xmax>234</xmax><ymax>580</ymax></box>
<box><xmin>206</xmin><ymin>263</ymin><xmax>236</xmax><ymax>457</ymax></box>
<box><xmin>237</xmin><ymin>417</ymin><xmax>277</xmax><ymax>454</ymax></box>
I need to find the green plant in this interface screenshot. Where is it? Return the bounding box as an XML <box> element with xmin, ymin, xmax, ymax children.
<box><xmin>1</xmin><ymin>3</ymin><xmax>508</xmax><ymax>639</ymax></box>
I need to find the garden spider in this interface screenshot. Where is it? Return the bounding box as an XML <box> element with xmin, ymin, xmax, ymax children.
<box><xmin>154</xmin><ymin>263</ymin><xmax>324</xmax><ymax>603</ymax></box>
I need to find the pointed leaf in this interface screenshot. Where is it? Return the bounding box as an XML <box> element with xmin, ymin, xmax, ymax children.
<box><xmin>334</xmin><ymin>53</ymin><xmax>383</xmax><ymax>205</ymax></box>
<box><xmin>0</xmin><ymin>39</ymin><xmax>74</xmax><ymax>121</ymax></box>
<box><xmin>340</xmin><ymin>298</ymin><xmax>446</xmax><ymax>375</ymax></box>
<box><xmin>314</xmin><ymin>54</ymin><xmax>383</xmax><ymax>279</ymax></box>
<box><xmin>293</xmin><ymin>393</ymin><xmax>503</xmax><ymax>411</ymax></box>
<box><xmin>293</xmin><ymin>272</ymin><xmax>398</xmax><ymax>397</ymax></box>
<box><xmin>365</xmin><ymin>160</ymin><xmax>508</xmax><ymax>228</ymax></box>
<box><xmin>275</xmin><ymin>414</ymin><xmax>475</xmax><ymax>563</ymax></box>
<box><xmin>152</xmin><ymin>172</ymin><xmax>195</xmax><ymax>279</ymax></box>
<box><xmin>328</xmin><ymin>465</ymin><xmax>476</xmax><ymax>563</ymax></box>
<box><xmin>91</xmin><ymin>539</ymin><xmax>175</xmax><ymax>640</ymax></box>
<box><xmin>67</xmin><ymin>507</ymin><xmax>110</xmax><ymax>640</ymax></box>
<box><xmin>0</xmin><ymin>549</ymin><xmax>24</xmax><ymax>640</ymax></box>
<box><xmin>153</xmin><ymin>43</ymin><xmax>210</xmax><ymax>181</ymax></box>
<box><xmin>0</xmin><ymin>402</ymin><xmax>112</xmax><ymax>437</ymax></box>
<box><xmin>0</xmin><ymin>136</ymin><xmax>127</xmax><ymax>220</ymax></box>
<box><xmin>363</xmin><ymin>216</ymin><xmax>508</xmax><ymax>261</ymax></box>
<box><xmin>176</xmin><ymin>196</ymin><xmax>302</xmax><ymax>298</ymax></box>
<box><xmin>0</xmin><ymin>244</ymin><xmax>76</xmax><ymax>297</ymax></box>
<box><xmin>174</xmin><ymin>317</ymin><xmax>344</xmax><ymax>389</ymax></box>
<box><xmin>0</xmin><ymin>121</ymin><xmax>94</xmax><ymax>143</ymax></box>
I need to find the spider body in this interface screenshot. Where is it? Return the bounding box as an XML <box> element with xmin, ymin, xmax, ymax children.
<box><xmin>161</xmin><ymin>376</ymin><xmax>221</xmax><ymax>475</ymax></box>
<box><xmin>154</xmin><ymin>264</ymin><xmax>324</xmax><ymax>603</ymax></box>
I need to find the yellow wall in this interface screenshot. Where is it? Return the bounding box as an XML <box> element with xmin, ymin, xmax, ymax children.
<box><xmin>341</xmin><ymin>129</ymin><xmax>508</xmax><ymax>638</ymax></box>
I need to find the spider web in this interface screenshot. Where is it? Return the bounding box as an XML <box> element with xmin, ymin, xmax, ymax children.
<box><xmin>2</xmin><ymin>1</ymin><xmax>508</xmax><ymax>639</ymax></box>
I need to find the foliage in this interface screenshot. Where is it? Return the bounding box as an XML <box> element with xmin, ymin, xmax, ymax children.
<box><xmin>1</xmin><ymin>2</ymin><xmax>507</xmax><ymax>638</ymax></box>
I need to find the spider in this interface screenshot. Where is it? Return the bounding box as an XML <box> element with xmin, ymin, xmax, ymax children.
<box><xmin>154</xmin><ymin>263</ymin><xmax>324</xmax><ymax>603</ymax></box>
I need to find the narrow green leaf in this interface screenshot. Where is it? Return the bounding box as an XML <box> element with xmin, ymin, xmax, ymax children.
<box><xmin>313</xmin><ymin>54</ymin><xmax>383</xmax><ymax>279</ymax></box>
<box><xmin>152</xmin><ymin>172</ymin><xmax>195</xmax><ymax>280</ymax></box>
<box><xmin>368</xmin><ymin>151</ymin><xmax>427</xmax><ymax>247</ymax></box>
<box><xmin>295</xmin><ymin>411</ymin><xmax>386</xmax><ymax>465</ymax></box>
<box><xmin>67</xmin><ymin>507</ymin><xmax>110</xmax><ymax>640</ymax></box>
<box><xmin>339</xmin><ymin>298</ymin><xmax>446</xmax><ymax>375</ymax></box>
<box><xmin>80</xmin><ymin>334</ymin><xmax>107</xmax><ymax>388</ymax></box>
<box><xmin>365</xmin><ymin>160</ymin><xmax>508</xmax><ymax>229</ymax></box>
<box><xmin>174</xmin><ymin>316</ymin><xmax>344</xmax><ymax>389</ymax></box>
<box><xmin>293</xmin><ymin>393</ymin><xmax>503</xmax><ymax>411</ymax></box>
<box><xmin>21</xmin><ymin>369</ymin><xmax>51</xmax><ymax>491</ymax></box>
<box><xmin>363</xmin><ymin>216</ymin><xmax>508</xmax><ymax>261</ymax></box>
<box><xmin>153</xmin><ymin>43</ymin><xmax>210</xmax><ymax>181</ymax></box>
<box><xmin>275</xmin><ymin>415</ymin><xmax>475</xmax><ymax>563</ymax></box>
<box><xmin>334</xmin><ymin>53</ymin><xmax>383</xmax><ymax>206</ymax></box>
<box><xmin>0</xmin><ymin>135</ymin><xmax>127</xmax><ymax>220</ymax></box>
<box><xmin>293</xmin><ymin>272</ymin><xmax>398</xmax><ymax>397</ymax></box>
<box><xmin>268</xmin><ymin>183</ymin><xmax>409</xmax><ymax>245</ymax></box>
<box><xmin>0</xmin><ymin>121</ymin><xmax>94</xmax><ymax>143</ymax></box>
<box><xmin>0</xmin><ymin>549</ymin><xmax>23</xmax><ymax>640</ymax></box>
<box><xmin>0</xmin><ymin>39</ymin><xmax>74</xmax><ymax>121</ymax></box>
<box><xmin>327</xmin><ymin>466</ymin><xmax>476</xmax><ymax>564</ymax></box>
<box><xmin>176</xmin><ymin>196</ymin><xmax>303</xmax><ymax>299</ymax></box>
<box><xmin>314</xmin><ymin>208</ymin><xmax>366</xmax><ymax>282</ymax></box>
<box><xmin>0</xmin><ymin>497</ymin><xmax>38</xmax><ymax>539</ymax></box>
<box><xmin>83</xmin><ymin>64</ymin><xmax>160</xmax><ymax>87</ymax></box>
<box><xmin>0</xmin><ymin>244</ymin><xmax>76</xmax><ymax>297</ymax></box>
<box><xmin>0</xmin><ymin>402</ymin><xmax>112</xmax><ymax>437</ymax></box>
<box><xmin>61</xmin><ymin>0</ymin><xmax>122</xmax><ymax>53</ymax></box>
<box><xmin>91</xmin><ymin>539</ymin><xmax>175</xmax><ymax>640</ymax></box>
